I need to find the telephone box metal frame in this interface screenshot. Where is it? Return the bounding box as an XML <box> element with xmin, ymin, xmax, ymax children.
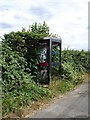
<box><xmin>38</xmin><ymin>37</ymin><xmax>62</xmax><ymax>84</ymax></box>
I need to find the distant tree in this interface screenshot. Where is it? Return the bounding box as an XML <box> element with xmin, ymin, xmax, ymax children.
<box><xmin>30</xmin><ymin>21</ymin><xmax>49</xmax><ymax>36</ymax></box>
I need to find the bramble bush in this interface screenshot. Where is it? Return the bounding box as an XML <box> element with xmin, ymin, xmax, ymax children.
<box><xmin>1</xmin><ymin>22</ymin><xmax>52</xmax><ymax>116</ymax></box>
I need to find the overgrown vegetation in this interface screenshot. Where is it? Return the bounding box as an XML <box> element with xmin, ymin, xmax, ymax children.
<box><xmin>1</xmin><ymin>22</ymin><xmax>52</xmax><ymax>116</ymax></box>
<box><xmin>1</xmin><ymin>22</ymin><xmax>89</xmax><ymax>117</ymax></box>
<box><xmin>50</xmin><ymin>49</ymin><xmax>89</xmax><ymax>95</ymax></box>
<box><xmin>61</xmin><ymin>49</ymin><xmax>89</xmax><ymax>80</ymax></box>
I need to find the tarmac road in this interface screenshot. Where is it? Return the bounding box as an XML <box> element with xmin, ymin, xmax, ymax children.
<box><xmin>27</xmin><ymin>80</ymin><xmax>89</xmax><ymax>118</ymax></box>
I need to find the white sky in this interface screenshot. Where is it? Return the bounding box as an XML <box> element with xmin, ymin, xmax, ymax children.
<box><xmin>0</xmin><ymin>0</ymin><xmax>89</xmax><ymax>50</ymax></box>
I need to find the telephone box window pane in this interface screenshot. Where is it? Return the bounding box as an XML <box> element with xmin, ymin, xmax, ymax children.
<box><xmin>52</xmin><ymin>45</ymin><xmax>60</xmax><ymax>76</ymax></box>
<box><xmin>37</xmin><ymin>43</ymin><xmax>49</xmax><ymax>84</ymax></box>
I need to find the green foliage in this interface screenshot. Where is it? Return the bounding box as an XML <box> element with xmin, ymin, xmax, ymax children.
<box><xmin>57</xmin><ymin>81</ymin><xmax>73</xmax><ymax>94</ymax></box>
<box><xmin>62</xmin><ymin>49</ymin><xmax>89</xmax><ymax>72</ymax></box>
<box><xmin>3</xmin><ymin>79</ymin><xmax>51</xmax><ymax>115</ymax></box>
<box><xmin>61</xmin><ymin>49</ymin><xmax>89</xmax><ymax>81</ymax></box>
<box><xmin>30</xmin><ymin>21</ymin><xmax>49</xmax><ymax>35</ymax></box>
<box><xmin>2</xmin><ymin>42</ymin><xmax>28</xmax><ymax>92</ymax></box>
<box><xmin>1</xmin><ymin>21</ymin><xmax>89</xmax><ymax>117</ymax></box>
<box><xmin>2</xmin><ymin>21</ymin><xmax>50</xmax><ymax>81</ymax></box>
<box><xmin>1</xmin><ymin>22</ymin><xmax>51</xmax><ymax>116</ymax></box>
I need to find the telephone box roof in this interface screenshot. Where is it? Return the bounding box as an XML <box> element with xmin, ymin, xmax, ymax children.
<box><xmin>43</xmin><ymin>37</ymin><xmax>62</xmax><ymax>43</ymax></box>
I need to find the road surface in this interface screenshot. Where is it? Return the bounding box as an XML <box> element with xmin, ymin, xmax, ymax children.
<box><xmin>26</xmin><ymin>80</ymin><xmax>89</xmax><ymax>118</ymax></box>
